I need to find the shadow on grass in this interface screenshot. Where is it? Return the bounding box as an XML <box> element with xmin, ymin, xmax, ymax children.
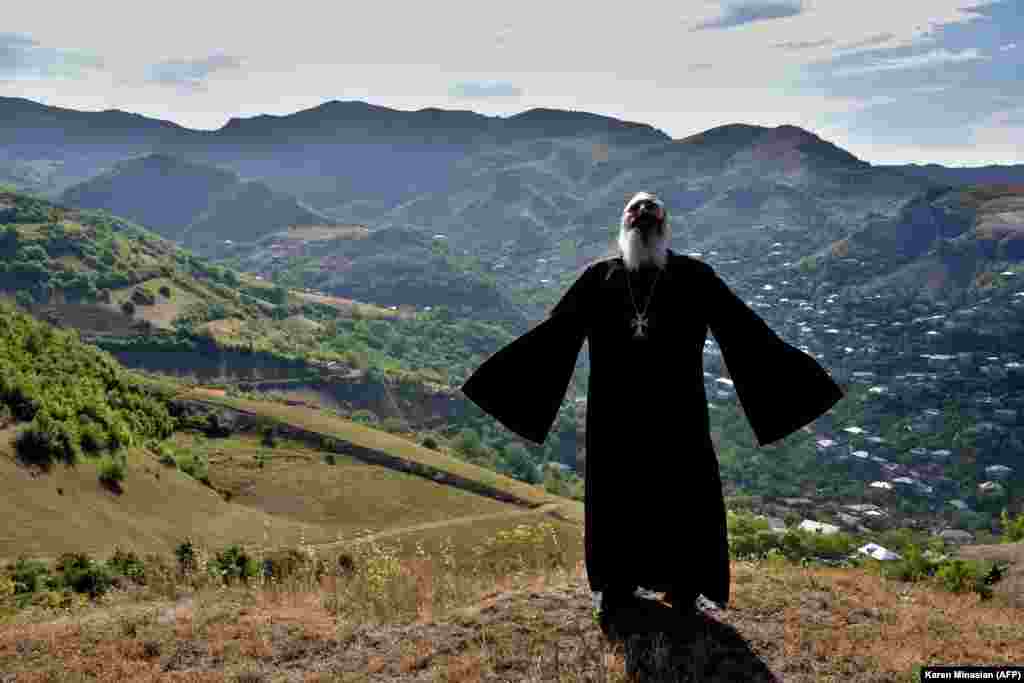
<box><xmin>600</xmin><ymin>597</ymin><xmax>778</xmax><ymax>682</ymax></box>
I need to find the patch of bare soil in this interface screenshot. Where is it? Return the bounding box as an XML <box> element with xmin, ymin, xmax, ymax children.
<box><xmin>191</xmin><ymin>388</ymin><xmax>228</xmax><ymax>398</ymax></box>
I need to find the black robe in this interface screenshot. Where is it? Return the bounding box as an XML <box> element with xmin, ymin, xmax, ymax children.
<box><xmin>459</xmin><ymin>249</ymin><xmax>844</xmax><ymax>607</ymax></box>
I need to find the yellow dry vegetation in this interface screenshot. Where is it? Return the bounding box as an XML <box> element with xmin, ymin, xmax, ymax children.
<box><xmin>284</xmin><ymin>225</ymin><xmax>369</xmax><ymax>241</ymax></box>
<box><xmin>176</xmin><ymin>390</ymin><xmax>585</xmax><ymax>523</ymax></box>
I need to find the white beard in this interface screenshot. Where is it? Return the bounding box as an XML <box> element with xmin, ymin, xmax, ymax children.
<box><xmin>618</xmin><ymin>220</ymin><xmax>669</xmax><ymax>271</ymax></box>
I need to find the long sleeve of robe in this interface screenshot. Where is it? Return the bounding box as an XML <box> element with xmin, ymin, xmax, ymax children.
<box><xmin>704</xmin><ymin>264</ymin><xmax>846</xmax><ymax>448</ymax></box>
<box><xmin>459</xmin><ymin>263</ymin><xmax>595</xmax><ymax>446</ymax></box>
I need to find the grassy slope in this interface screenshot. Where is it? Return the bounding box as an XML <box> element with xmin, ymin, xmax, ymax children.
<box><xmin>0</xmin><ymin>381</ymin><xmax>585</xmax><ymax>566</ymax></box>
<box><xmin>174</xmin><ymin>388</ymin><xmax>585</xmax><ymax>522</ymax></box>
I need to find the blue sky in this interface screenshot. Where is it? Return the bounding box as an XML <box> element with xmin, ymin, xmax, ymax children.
<box><xmin>1</xmin><ymin>0</ymin><xmax>1020</xmax><ymax>165</ymax></box>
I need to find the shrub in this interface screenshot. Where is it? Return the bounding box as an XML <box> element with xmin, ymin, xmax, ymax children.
<box><xmin>350</xmin><ymin>409</ymin><xmax>378</xmax><ymax>426</ymax></box>
<box><xmin>452</xmin><ymin>428</ymin><xmax>483</xmax><ymax>458</ymax></box>
<box><xmin>98</xmin><ymin>457</ymin><xmax>126</xmax><ymax>487</ymax></box>
<box><xmin>1000</xmin><ymin>509</ymin><xmax>1024</xmax><ymax>542</ymax></box>
<box><xmin>260</xmin><ymin>425</ymin><xmax>277</xmax><ymax>448</ymax></box>
<box><xmin>14</xmin><ymin>425</ymin><xmax>55</xmax><ymax>467</ymax></box>
<box><xmin>11</xmin><ymin>557</ymin><xmax>51</xmax><ymax>594</ymax></box>
<box><xmin>79</xmin><ymin>419</ymin><xmax>110</xmax><ymax>454</ymax></box>
<box><xmin>178</xmin><ymin>453</ymin><xmax>210</xmax><ymax>484</ymax></box>
<box><xmin>931</xmin><ymin>558</ymin><xmax>1004</xmax><ymax>600</ymax></box>
<box><xmin>55</xmin><ymin>552</ymin><xmax>113</xmax><ymax>598</ymax></box>
<box><xmin>380</xmin><ymin>416</ymin><xmax>409</xmax><ymax>434</ymax></box>
<box><xmin>730</xmin><ymin>529</ymin><xmax>785</xmax><ymax>560</ymax></box>
<box><xmin>421</xmin><ymin>435</ymin><xmax>439</xmax><ymax>450</ymax></box>
<box><xmin>175</xmin><ymin>539</ymin><xmax>196</xmax><ymax>576</ymax></box>
<box><xmin>260</xmin><ymin>549</ymin><xmax>307</xmax><ymax>581</ymax></box>
<box><xmin>881</xmin><ymin>543</ymin><xmax>936</xmax><ymax>582</ymax></box>
<box><xmin>211</xmin><ymin>545</ymin><xmax>258</xmax><ymax>584</ymax></box>
<box><xmin>106</xmin><ymin>547</ymin><xmax>146</xmax><ymax>585</ymax></box>
<box><xmin>16</xmin><ymin>409</ymin><xmax>82</xmax><ymax>466</ymax></box>
<box><xmin>205</xmin><ymin>411</ymin><xmax>234</xmax><ymax>438</ymax></box>
<box><xmin>158</xmin><ymin>452</ymin><xmax>177</xmax><ymax>467</ymax></box>
<box><xmin>323</xmin><ymin>453</ymin><xmax>336</xmax><ymax>465</ymax></box>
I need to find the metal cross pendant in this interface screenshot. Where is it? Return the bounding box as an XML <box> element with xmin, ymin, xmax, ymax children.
<box><xmin>631</xmin><ymin>313</ymin><xmax>649</xmax><ymax>339</ymax></box>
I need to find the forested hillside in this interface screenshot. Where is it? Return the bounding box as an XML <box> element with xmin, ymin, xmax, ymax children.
<box><xmin>0</xmin><ymin>300</ymin><xmax>174</xmax><ymax>475</ymax></box>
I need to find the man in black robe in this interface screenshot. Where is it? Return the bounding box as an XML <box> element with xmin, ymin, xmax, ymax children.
<box><xmin>459</xmin><ymin>191</ymin><xmax>845</xmax><ymax>615</ymax></box>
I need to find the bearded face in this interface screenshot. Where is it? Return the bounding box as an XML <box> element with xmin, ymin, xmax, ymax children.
<box><xmin>618</xmin><ymin>192</ymin><xmax>670</xmax><ymax>271</ymax></box>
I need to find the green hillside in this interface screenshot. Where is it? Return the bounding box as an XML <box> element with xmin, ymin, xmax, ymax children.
<box><xmin>0</xmin><ymin>294</ymin><xmax>586</xmax><ymax>572</ymax></box>
<box><xmin>0</xmin><ymin>299</ymin><xmax>173</xmax><ymax>470</ymax></box>
<box><xmin>0</xmin><ymin>189</ymin><xmax>269</xmax><ymax>327</ymax></box>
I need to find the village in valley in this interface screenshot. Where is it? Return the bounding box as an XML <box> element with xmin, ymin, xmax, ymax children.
<box><xmin>678</xmin><ymin>236</ymin><xmax>1023</xmax><ymax>562</ymax></box>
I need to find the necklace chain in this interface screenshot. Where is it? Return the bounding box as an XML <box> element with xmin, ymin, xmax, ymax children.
<box><xmin>625</xmin><ymin>266</ymin><xmax>662</xmax><ymax>339</ymax></box>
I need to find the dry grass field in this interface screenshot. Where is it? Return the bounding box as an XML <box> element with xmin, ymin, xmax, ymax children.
<box><xmin>0</xmin><ymin>423</ymin><xmax>583</xmax><ymax>568</ymax></box>
<box><xmin>173</xmin><ymin>389</ymin><xmax>585</xmax><ymax>524</ymax></box>
<box><xmin>2</xmin><ymin>542</ymin><xmax>1023</xmax><ymax>682</ymax></box>
<box><xmin>282</xmin><ymin>225</ymin><xmax>370</xmax><ymax>242</ymax></box>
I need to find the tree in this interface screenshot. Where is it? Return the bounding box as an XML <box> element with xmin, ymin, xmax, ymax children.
<box><xmin>453</xmin><ymin>428</ymin><xmax>483</xmax><ymax>458</ymax></box>
<box><xmin>543</xmin><ymin>465</ymin><xmax>571</xmax><ymax>497</ymax></box>
<box><xmin>999</xmin><ymin>509</ymin><xmax>1024</xmax><ymax>543</ymax></box>
<box><xmin>502</xmin><ymin>442</ymin><xmax>538</xmax><ymax>483</ymax></box>
<box><xmin>0</xmin><ymin>225</ymin><xmax>19</xmax><ymax>254</ymax></box>
<box><xmin>16</xmin><ymin>244</ymin><xmax>49</xmax><ymax>264</ymax></box>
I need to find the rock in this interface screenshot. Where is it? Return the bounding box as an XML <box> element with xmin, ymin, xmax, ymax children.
<box><xmin>937</xmin><ymin>529</ymin><xmax>973</xmax><ymax>545</ymax></box>
<box><xmin>799</xmin><ymin>520</ymin><xmax>840</xmax><ymax>535</ymax></box>
<box><xmin>836</xmin><ymin>512</ymin><xmax>861</xmax><ymax>528</ymax></box>
<box><xmin>978</xmin><ymin>481</ymin><xmax>1005</xmax><ymax>497</ymax></box>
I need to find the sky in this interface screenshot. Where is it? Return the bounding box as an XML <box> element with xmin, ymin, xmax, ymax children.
<box><xmin>1</xmin><ymin>0</ymin><xmax>1021</xmax><ymax>166</ymax></box>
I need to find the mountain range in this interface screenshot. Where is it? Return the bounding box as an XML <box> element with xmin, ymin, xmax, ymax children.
<box><xmin>2</xmin><ymin>95</ymin><xmax>1023</xmax><ymax>327</ymax></box>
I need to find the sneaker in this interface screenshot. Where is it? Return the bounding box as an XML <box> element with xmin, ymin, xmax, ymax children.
<box><xmin>696</xmin><ymin>595</ymin><xmax>722</xmax><ymax>612</ymax></box>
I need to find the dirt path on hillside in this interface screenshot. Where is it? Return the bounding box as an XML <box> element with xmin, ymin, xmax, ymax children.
<box><xmin>266</xmin><ymin>502</ymin><xmax>574</xmax><ymax>554</ymax></box>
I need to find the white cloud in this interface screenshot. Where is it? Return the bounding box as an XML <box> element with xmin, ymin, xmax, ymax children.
<box><xmin>0</xmin><ymin>31</ymin><xmax>105</xmax><ymax>80</ymax></box>
<box><xmin>829</xmin><ymin>47</ymin><xmax>988</xmax><ymax>76</ymax></box>
<box><xmin>449</xmin><ymin>80</ymin><xmax>523</xmax><ymax>99</ymax></box>
<box><xmin>143</xmin><ymin>54</ymin><xmax>245</xmax><ymax>92</ymax></box>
